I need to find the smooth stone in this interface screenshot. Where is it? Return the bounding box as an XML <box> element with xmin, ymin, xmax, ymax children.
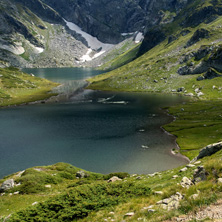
<box><xmin>108</xmin><ymin>176</ymin><xmax>122</xmax><ymax>183</ymax></box>
<box><xmin>179</xmin><ymin>167</ymin><xmax>188</xmax><ymax>172</ymax></box>
<box><xmin>124</xmin><ymin>212</ymin><xmax>135</xmax><ymax>217</ymax></box>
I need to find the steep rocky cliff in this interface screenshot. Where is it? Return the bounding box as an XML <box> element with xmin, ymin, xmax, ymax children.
<box><xmin>0</xmin><ymin>0</ymin><xmax>190</xmax><ymax>68</ymax></box>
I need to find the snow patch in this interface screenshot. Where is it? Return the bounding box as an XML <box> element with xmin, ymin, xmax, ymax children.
<box><xmin>121</xmin><ymin>32</ymin><xmax>134</xmax><ymax>36</ymax></box>
<box><xmin>81</xmin><ymin>49</ymin><xmax>93</xmax><ymax>62</ymax></box>
<box><xmin>135</xmin><ymin>32</ymin><xmax>144</xmax><ymax>43</ymax></box>
<box><xmin>92</xmin><ymin>50</ymin><xmax>105</xmax><ymax>59</ymax></box>
<box><xmin>34</xmin><ymin>47</ymin><xmax>44</xmax><ymax>53</ymax></box>
<box><xmin>64</xmin><ymin>19</ymin><xmax>113</xmax><ymax>51</ymax></box>
<box><xmin>0</xmin><ymin>44</ymin><xmax>25</xmax><ymax>55</ymax></box>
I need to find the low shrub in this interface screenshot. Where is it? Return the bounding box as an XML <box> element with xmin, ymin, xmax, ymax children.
<box><xmin>9</xmin><ymin>181</ymin><xmax>151</xmax><ymax>221</ymax></box>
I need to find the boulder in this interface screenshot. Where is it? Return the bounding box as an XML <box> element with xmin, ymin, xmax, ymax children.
<box><xmin>108</xmin><ymin>176</ymin><xmax>122</xmax><ymax>183</ymax></box>
<box><xmin>192</xmin><ymin>142</ymin><xmax>222</xmax><ymax>161</ymax></box>
<box><xmin>124</xmin><ymin>212</ymin><xmax>135</xmax><ymax>217</ymax></box>
<box><xmin>157</xmin><ymin>192</ymin><xmax>183</xmax><ymax>210</ymax></box>
<box><xmin>76</xmin><ymin>171</ymin><xmax>88</xmax><ymax>179</ymax></box>
<box><xmin>181</xmin><ymin>177</ymin><xmax>193</xmax><ymax>188</ymax></box>
<box><xmin>154</xmin><ymin>191</ymin><xmax>163</xmax><ymax>195</ymax></box>
<box><xmin>193</xmin><ymin>166</ymin><xmax>208</xmax><ymax>183</ymax></box>
<box><xmin>196</xmin><ymin>76</ymin><xmax>205</xmax><ymax>81</ymax></box>
<box><xmin>217</xmin><ymin>178</ymin><xmax>222</xmax><ymax>183</ymax></box>
<box><xmin>179</xmin><ymin>167</ymin><xmax>188</xmax><ymax>172</ymax></box>
<box><xmin>0</xmin><ymin>179</ymin><xmax>14</xmax><ymax>192</ymax></box>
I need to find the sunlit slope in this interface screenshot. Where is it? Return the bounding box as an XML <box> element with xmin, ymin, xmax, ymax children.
<box><xmin>0</xmin><ymin>67</ymin><xmax>58</xmax><ymax>106</ymax></box>
<box><xmin>88</xmin><ymin>0</ymin><xmax>222</xmax><ymax>100</ymax></box>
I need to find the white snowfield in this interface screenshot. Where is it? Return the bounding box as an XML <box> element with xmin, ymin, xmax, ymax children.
<box><xmin>134</xmin><ymin>32</ymin><xmax>144</xmax><ymax>43</ymax></box>
<box><xmin>0</xmin><ymin>44</ymin><xmax>25</xmax><ymax>55</ymax></box>
<box><xmin>0</xmin><ymin>41</ymin><xmax>44</xmax><ymax>55</ymax></box>
<box><xmin>64</xmin><ymin>19</ymin><xmax>113</xmax><ymax>51</ymax></box>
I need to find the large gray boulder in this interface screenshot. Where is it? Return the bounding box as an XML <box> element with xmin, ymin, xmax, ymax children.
<box><xmin>192</xmin><ymin>142</ymin><xmax>222</xmax><ymax>161</ymax></box>
<box><xmin>0</xmin><ymin>179</ymin><xmax>14</xmax><ymax>192</ymax></box>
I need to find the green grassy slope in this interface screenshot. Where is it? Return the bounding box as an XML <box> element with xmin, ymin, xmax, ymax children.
<box><xmin>87</xmin><ymin>0</ymin><xmax>222</xmax><ymax>160</ymax></box>
<box><xmin>98</xmin><ymin>40</ymin><xmax>141</xmax><ymax>71</ymax></box>
<box><xmin>1</xmin><ymin>150</ymin><xmax>222</xmax><ymax>221</ymax></box>
<box><xmin>0</xmin><ymin>67</ymin><xmax>58</xmax><ymax>106</ymax></box>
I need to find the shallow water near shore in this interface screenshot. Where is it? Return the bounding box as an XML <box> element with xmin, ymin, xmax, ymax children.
<box><xmin>0</xmin><ymin>68</ymin><xmax>188</xmax><ymax>178</ymax></box>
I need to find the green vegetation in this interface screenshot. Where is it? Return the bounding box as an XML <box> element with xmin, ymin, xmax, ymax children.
<box><xmin>164</xmin><ymin>101</ymin><xmax>222</xmax><ymax>159</ymax></box>
<box><xmin>1</xmin><ymin>150</ymin><xmax>222</xmax><ymax>221</ymax></box>
<box><xmin>99</xmin><ymin>41</ymin><xmax>140</xmax><ymax>71</ymax></box>
<box><xmin>87</xmin><ymin>0</ymin><xmax>222</xmax><ymax>162</ymax></box>
<box><xmin>0</xmin><ymin>67</ymin><xmax>58</xmax><ymax>106</ymax></box>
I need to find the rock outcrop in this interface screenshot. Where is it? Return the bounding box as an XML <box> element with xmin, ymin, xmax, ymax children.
<box><xmin>157</xmin><ymin>192</ymin><xmax>183</xmax><ymax>210</ymax></box>
<box><xmin>192</xmin><ymin>142</ymin><xmax>222</xmax><ymax>161</ymax></box>
<box><xmin>0</xmin><ymin>179</ymin><xmax>15</xmax><ymax>192</ymax></box>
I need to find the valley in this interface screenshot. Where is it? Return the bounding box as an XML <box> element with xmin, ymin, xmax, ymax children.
<box><xmin>1</xmin><ymin>0</ymin><xmax>222</xmax><ymax>221</ymax></box>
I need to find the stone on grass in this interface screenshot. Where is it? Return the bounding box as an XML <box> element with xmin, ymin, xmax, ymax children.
<box><xmin>45</xmin><ymin>185</ymin><xmax>51</xmax><ymax>188</ymax></box>
<box><xmin>0</xmin><ymin>179</ymin><xmax>14</xmax><ymax>192</ymax></box>
<box><xmin>181</xmin><ymin>177</ymin><xmax>193</xmax><ymax>188</ymax></box>
<box><xmin>192</xmin><ymin>142</ymin><xmax>222</xmax><ymax>161</ymax></box>
<box><xmin>108</xmin><ymin>176</ymin><xmax>122</xmax><ymax>183</ymax></box>
<box><xmin>179</xmin><ymin>167</ymin><xmax>188</xmax><ymax>172</ymax></box>
<box><xmin>186</xmin><ymin>164</ymin><xmax>195</xmax><ymax>168</ymax></box>
<box><xmin>157</xmin><ymin>192</ymin><xmax>183</xmax><ymax>210</ymax></box>
<box><xmin>193</xmin><ymin>166</ymin><xmax>207</xmax><ymax>183</ymax></box>
<box><xmin>154</xmin><ymin>191</ymin><xmax>163</xmax><ymax>195</ymax></box>
<box><xmin>217</xmin><ymin>178</ymin><xmax>222</xmax><ymax>183</ymax></box>
<box><xmin>148</xmin><ymin>209</ymin><xmax>156</xmax><ymax>213</ymax></box>
<box><xmin>76</xmin><ymin>171</ymin><xmax>88</xmax><ymax>179</ymax></box>
<box><xmin>124</xmin><ymin>212</ymin><xmax>135</xmax><ymax>217</ymax></box>
<box><xmin>32</xmin><ymin>202</ymin><xmax>38</xmax><ymax>206</ymax></box>
<box><xmin>172</xmin><ymin>175</ymin><xmax>179</xmax><ymax>179</ymax></box>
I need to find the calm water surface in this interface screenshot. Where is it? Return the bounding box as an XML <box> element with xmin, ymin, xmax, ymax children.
<box><xmin>0</xmin><ymin>68</ymin><xmax>188</xmax><ymax>178</ymax></box>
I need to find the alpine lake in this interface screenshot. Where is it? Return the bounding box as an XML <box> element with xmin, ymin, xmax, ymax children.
<box><xmin>0</xmin><ymin>67</ymin><xmax>189</xmax><ymax>178</ymax></box>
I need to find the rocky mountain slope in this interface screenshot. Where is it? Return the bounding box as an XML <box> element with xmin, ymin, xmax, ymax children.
<box><xmin>0</xmin><ymin>0</ymin><xmax>189</xmax><ymax>68</ymax></box>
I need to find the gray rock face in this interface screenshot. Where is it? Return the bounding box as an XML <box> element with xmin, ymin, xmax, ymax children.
<box><xmin>0</xmin><ymin>179</ymin><xmax>15</xmax><ymax>192</ymax></box>
<box><xmin>186</xmin><ymin>28</ymin><xmax>210</xmax><ymax>48</ymax></box>
<box><xmin>193</xmin><ymin>166</ymin><xmax>208</xmax><ymax>183</ymax></box>
<box><xmin>193</xmin><ymin>142</ymin><xmax>222</xmax><ymax>161</ymax></box>
<box><xmin>43</xmin><ymin>0</ymin><xmax>188</xmax><ymax>44</ymax></box>
<box><xmin>157</xmin><ymin>192</ymin><xmax>183</xmax><ymax>210</ymax></box>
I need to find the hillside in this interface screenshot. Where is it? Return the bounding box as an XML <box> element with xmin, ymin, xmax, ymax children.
<box><xmin>1</xmin><ymin>149</ymin><xmax>222</xmax><ymax>221</ymax></box>
<box><xmin>0</xmin><ymin>0</ymin><xmax>188</xmax><ymax>68</ymax></box>
<box><xmin>1</xmin><ymin>0</ymin><xmax>222</xmax><ymax>221</ymax></box>
<box><xmin>87</xmin><ymin>0</ymin><xmax>222</xmax><ymax>162</ymax></box>
<box><xmin>0</xmin><ymin>67</ymin><xmax>58</xmax><ymax>106</ymax></box>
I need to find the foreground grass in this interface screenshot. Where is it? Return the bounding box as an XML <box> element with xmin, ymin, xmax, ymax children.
<box><xmin>0</xmin><ymin>67</ymin><xmax>58</xmax><ymax>107</ymax></box>
<box><xmin>1</xmin><ymin>150</ymin><xmax>222</xmax><ymax>221</ymax></box>
<box><xmin>164</xmin><ymin>100</ymin><xmax>222</xmax><ymax>160</ymax></box>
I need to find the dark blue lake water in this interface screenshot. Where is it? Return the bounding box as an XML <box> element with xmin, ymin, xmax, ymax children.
<box><xmin>0</xmin><ymin>68</ymin><xmax>188</xmax><ymax>178</ymax></box>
